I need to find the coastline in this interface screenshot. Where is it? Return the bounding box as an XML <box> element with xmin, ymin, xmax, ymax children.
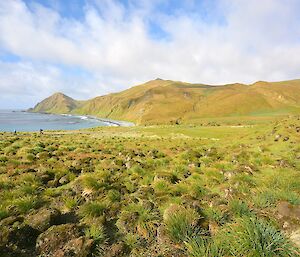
<box><xmin>27</xmin><ymin>110</ymin><xmax>135</xmax><ymax>127</ymax></box>
<box><xmin>85</xmin><ymin>115</ymin><xmax>135</xmax><ymax>127</ymax></box>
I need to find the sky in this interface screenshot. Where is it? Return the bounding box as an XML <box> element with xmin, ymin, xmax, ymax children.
<box><xmin>0</xmin><ymin>0</ymin><xmax>300</xmax><ymax>108</ymax></box>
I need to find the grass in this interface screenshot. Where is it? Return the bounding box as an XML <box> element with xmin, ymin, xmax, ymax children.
<box><xmin>229</xmin><ymin>199</ymin><xmax>252</xmax><ymax>218</ymax></box>
<box><xmin>13</xmin><ymin>195</ymin><xmax>42</xmax><ymax>214</ymax></box>
<box><xmin>220</xmin><ymin>217</ymin><xmax>299</xmax><ymax>256</ymax></box>
<box><xmin>186</xmin><ymin>217</ymin><xmax>299</xmax><ymax>257</ymax></box>
<box><xmin>85</xmin><ymin>224</ymin><xmax>107</xmax><ymax>243</ymax></box>
<box><xmin>79</xmin><ymin>201</ymin><xmax>107</xmax><ymax>218</ymax></box>
<box><xmin>164</xmin><ymin>204</ymin><xmax>200</xmax><ymax>243</ymax></box>
<box><xmin>0</xmin><ymin>115</ymin><xmax>299</xmax><ymax>256</ymax></box>
<box><xmin>116</xmin><ymin>202</ymin><xmax>160</xmax><ymax>239</ymax></box>
<box><xmin>185</xmin><ymin>236</ymin><xmax>225</xmax><ymax>257</ymax></box>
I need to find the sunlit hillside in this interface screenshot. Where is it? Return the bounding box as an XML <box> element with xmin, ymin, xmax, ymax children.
<box><xmin>30</xmin><ymin>79</ymin><xmax>300</xmax><ymax>124</ymax></box>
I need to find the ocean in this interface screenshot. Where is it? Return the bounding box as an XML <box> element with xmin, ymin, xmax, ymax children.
<box><xmin>0</xmin><ymin>110</ymin><xmax>111</xmax><ymax>132</ymax></box>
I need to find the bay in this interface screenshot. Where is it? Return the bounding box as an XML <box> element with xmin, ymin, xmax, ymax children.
<box><xmin>0</xmin><ymin>110</ymin><xmax>111</xmax><ymax>132</ymax></box>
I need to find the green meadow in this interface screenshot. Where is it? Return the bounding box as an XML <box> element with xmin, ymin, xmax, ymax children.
<box><xmin>0</xmin><ymin>116</ymin><xmax>299</xmax><ymax>256</ymax></box>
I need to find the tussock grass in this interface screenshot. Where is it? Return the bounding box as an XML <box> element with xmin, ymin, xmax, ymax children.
<box><xmin>116</xmin><ymin>202</ymin><xmax>160</xmax><ymax>239</ymax></box>
<box><xmin>185</xmin><ymin>236</ymin><xmax>225</xmax><ymax>257</ymax></box>
<box><xmin>79</xmin><ymin>201</ymin><xmax>107</xmax><ymax>218</ymax></box>
<box><xmin>164</xmin><ymin>204</ymin><xmax>200</xmax><ymax>243</ymax></box>
<box><xmin>220</xmin><ymin>217</ymin><xmax>299</xmax><ymax>256</ymax></box>
<box><xmin>0</xmin><ymin>116</ymin><xmax>299</xmax><ymax>255</ymax></box>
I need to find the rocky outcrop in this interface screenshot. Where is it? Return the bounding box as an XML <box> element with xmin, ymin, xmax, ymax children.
<box><xmin>36</xmin><ymin>224</ymin><xmax>93</xmax><ymax>257</ymax></box>
<box><xmin>0</xmin><ymin>216</ymin><xmax>39</xmax><ymax>257</ymax></box>
<box><xmin>25</xmin><ymin>208</ymin><xmax>61</xmax><ymax>232</ymax></box>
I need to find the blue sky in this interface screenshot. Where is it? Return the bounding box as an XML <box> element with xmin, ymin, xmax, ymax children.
<box><xmin>0</xmin><ymin>0</ymin><xmax>300</xmax><ymax>108</ymax></box>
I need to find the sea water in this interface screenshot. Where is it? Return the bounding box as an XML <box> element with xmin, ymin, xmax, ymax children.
<box><xmin>0</xmin><ymin>110</ymin><xmax>110</xmax><ymax>132</ymax></box>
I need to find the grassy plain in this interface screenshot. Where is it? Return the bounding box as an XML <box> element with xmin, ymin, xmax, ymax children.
<box><xmin>0</xmin><ymin>116</ymin><xmax>300</xmax><ymax>256</ymax></box>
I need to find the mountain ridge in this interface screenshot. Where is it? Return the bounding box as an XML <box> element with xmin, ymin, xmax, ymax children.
<box><xmin>29</xmin><ymin>79</ymin><xmax>300</xmax><ymax>124</ymax></box>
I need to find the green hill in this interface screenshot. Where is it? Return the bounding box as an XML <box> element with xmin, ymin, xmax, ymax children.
<box><xmin>28</xmin><ymin>92</ymin><xmax>82</xmax><ymax>114</ymax></box>
<box><xmin>29</xmin><ymin>79</ymin><xmax>300</xmax><ymax>124</ymax></box>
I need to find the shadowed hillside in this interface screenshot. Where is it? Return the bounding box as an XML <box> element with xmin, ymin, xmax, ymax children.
<box><xmin>29</xmin><ymin>79</ymin><xmax>300</xmax><ymax>124</ymax></box>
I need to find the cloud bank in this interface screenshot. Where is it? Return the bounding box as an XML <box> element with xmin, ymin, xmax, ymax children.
<box><xmin>0</xmin><ymin>0</ymin><xmax>300</xmax><ymax>108</ymax></box>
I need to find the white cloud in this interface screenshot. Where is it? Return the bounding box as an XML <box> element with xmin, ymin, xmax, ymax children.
<box><xmin>0</xmin><ymin>0</ymin><xmax>300</xmax><ymax>108</ymax></box>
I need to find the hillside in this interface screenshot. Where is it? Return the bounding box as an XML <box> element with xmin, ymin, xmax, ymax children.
<box><xmin>28</xmin><ymin>92</ymin><xmax>82</xmax><ymax>114</ymax></box>
<box><xmin>29</xmin><ymin>79</ymin><xmax>300</xmax><ymax>124</ymax></box>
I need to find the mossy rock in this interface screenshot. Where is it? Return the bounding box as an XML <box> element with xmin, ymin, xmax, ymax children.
<box><xmin>0</xmin><ymin>216</ymin><xmax>40</xmax><ymax>257</ymax></box>
<box><xmin>25</xmin><ymin>208</ymin><xmax>61</xmax><ymax>232</ymax></box>
<box><xmin>36</xmin><ymin>224</ymin><xmax>93</xmax><ymax>257</ymax></box>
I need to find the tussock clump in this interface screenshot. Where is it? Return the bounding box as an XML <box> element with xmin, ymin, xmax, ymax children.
<box><xmin>163</xmin><ymin>204</ymin><xmax>201</xmax><ymax>243</ymax></box>
<box><xmin>116</xmin><ymin>202</ymin><xmax>160</xmax><ymax>239</ymax></box>
<box><xmin>220</xmin><ymin>217</ymin><xmax>299</xmax><ymax>256</ymax></box>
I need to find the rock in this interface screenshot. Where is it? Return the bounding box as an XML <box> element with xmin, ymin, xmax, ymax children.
<box><xmin>47</xmin><ymin>179</ymin><xmax>59</xmax><ymax>188</ymax></box>
<box><xmin>56</xmin><ymin>237</ymin><xmax>93</xmax><ymax>257</ymax></box>
<box><xmin>7</xmin><ymin>225</ymin><xmax>39</xmax><ymax>250</ymax></box>
<box><xmin>36</xmin><ymin>152</ymin><xmax>50</xmax><ymax>159</ymax></box>
<box><xmin>0</xmin><ymin>216</ymin><xmax>40</xmax><ymax>256</ymax></box>
<box><xmin>274</xmin><ymin>134</ymin><xmax>281</xmax><ymax>141</ymax></box>
<box><xmin>25</xmin><ymin>208</ymin><xmax>61</xmax><ymax>232</ymax></box>
<box><xmin>36</xmin><ymin>224</ymin><xmax>93</xmax><ymax>257</ymax></box>
<box><xmin>55</xmin><ymin>212</ymin><xmax>79</xmax><ymax>224</ymax></box>
<box><xmin>224</xmin><ymin>171</ymin><xmax>234</xmax><ymax>180</ymax></box>
<box><xmin>104</xmin><ymin>242</ymin><xmax>126</xmax><ymax>257</ymax></box>
<box><xmin>0</xmin><ymin>216</ymin><xmax>24</xmax><ymax>227</ymax></box>
<box><xmin>277</xmin><ymin>159</ymin><xmax>289</xmax><ymax>167</ymax></box>
<box><xmin>282</xmin><ymin>221</ymin><xmax>289</xmax><ymax>229</ymax></box>
<box><xmin>39</xmin><ymin>172</ymin><xmax>55</xmax><ymax>185</ymax></box>
<box><xmin>244</xmin><ymin>165</ymin><xmax>254</xmax><ymax>174</ymax></box>
<box><xmin>277</xmin><ymin>201</ymin><xmax>300</xmax><ymax>222</ymax></box>
<box><xmin>224</xmin><ymin>187</ymin><xmax>234</xmax><ymax>198</ymax></box>
<box><xmin>68</xmin><ymin>166</ymin><xmax>81</xmax><ymax>175</ymax></box>
<box><xmin>283</xmin><ymin>136</ymin><xmax>289</xmax><ymax>142</ymax></box>
<box><xmin>125</xmin><ymin>162</ymin><xmax>131</xmax><ymax>169</ymax></box>
<box><xmin>290</xmin><ymin>229</ymin><xmax>300</xmax><ymax>248</ymax></box>
<box><xmin>208</xmin><ymin>221</ymin><xmax>219</xmax><ymax>236</ymax></box>
<box><xmin>59</xmin><ymin>175</ymin><xmax>69</xmax><ymax>185</ymax></box>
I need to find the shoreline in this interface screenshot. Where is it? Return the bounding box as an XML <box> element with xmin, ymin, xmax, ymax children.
<box><xmin>28</xmin><ymin>111</ymin><xmax>135</xmax><ymax>127</ymax></box>
<box><xmin>0</xmin><ymin>110</ymin><xmax>135</xmax><ymax>132</ymax></box>
<box><xmin>81</xmin><ymin>115</ymin><xmax>135</xmax><ymax>127</ymax></box>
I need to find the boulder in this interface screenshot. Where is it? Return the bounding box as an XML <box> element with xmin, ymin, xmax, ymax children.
<box><xmin>0</xmin><ymin>216</ymin><xmax>40</xmax><ymax>257</ymax></box>
<box><xmin>36</xmin><ymin>224</ymin><xmax>93</xmax><ymax>257</ymax></box>
<box><xmin>26</xmin><ymin>208</ymin><xmax>61</xmax><ymax>232</ymax></box>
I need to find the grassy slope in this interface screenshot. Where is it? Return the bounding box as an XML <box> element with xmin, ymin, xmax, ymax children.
<box><xmin>30</xmin><ymin>79</ymin><xmax>300</xmax><ymax>124</ymax></box>
<box><xmin>29</xmin><ymin>92</ymin><xmax>83</xmax><ymax>114</ymax></box>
